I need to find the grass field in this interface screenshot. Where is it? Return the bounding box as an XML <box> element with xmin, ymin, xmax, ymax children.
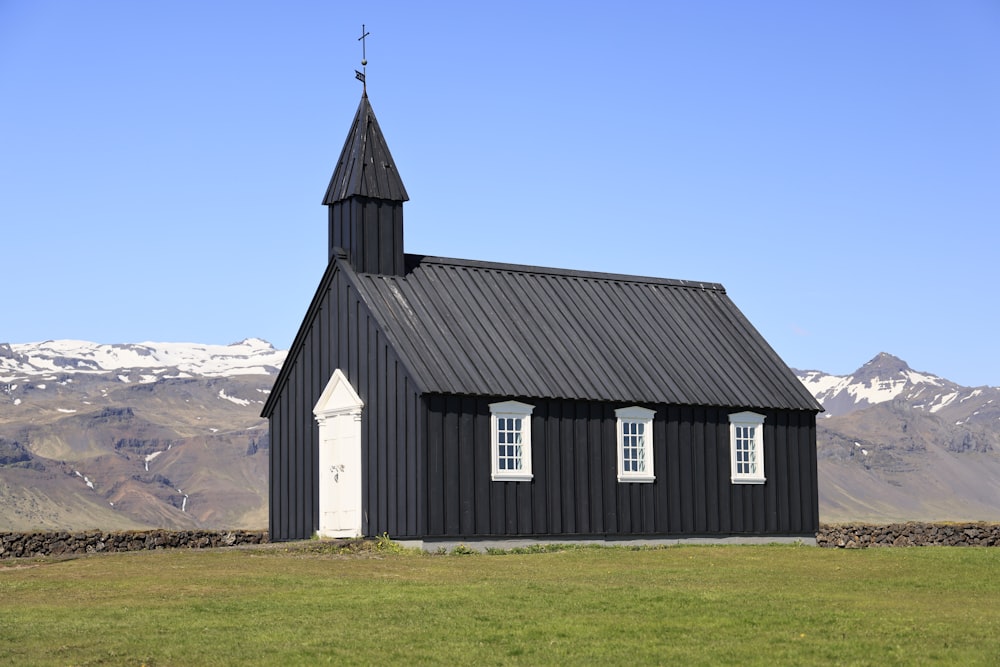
<box><xmin>1</xmin><ymin>541</ymin><xmax>998</xmax><ymax>666</ymax></box>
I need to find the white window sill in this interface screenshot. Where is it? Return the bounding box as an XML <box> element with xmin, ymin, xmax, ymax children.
<box><xmin>731</xmin><ymin>477</ymin><xmax>766</xmax><ymax>485</ymax></box>
<box><xmin>618</xmin><ymin>475</ymin><xmax>655</xmax><ymax>483</ymax></box>
<box><xmin>492</xmin><ymin>473</ymin><xmax>533</xmax><ymax>482</ymax></box>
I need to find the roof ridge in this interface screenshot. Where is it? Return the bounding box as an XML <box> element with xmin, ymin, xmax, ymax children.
<box><xmin>400</xmin><ymin>253</ymin><xmax>726</xmax><ymax>292</ymax></box>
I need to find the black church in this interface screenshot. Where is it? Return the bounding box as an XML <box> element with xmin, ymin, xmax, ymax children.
<box><xmin>261</xmin><ymin>89</ymin><xmax>823</xmax><ymax>544</ymax></box>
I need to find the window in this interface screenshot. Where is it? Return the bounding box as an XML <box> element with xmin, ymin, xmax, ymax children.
<box><xmin>616</xmin><ymin>406</ymin><xmax>655</xmax><ymax>482</ymax></box>
<box><xmin>729</xmin><ymin>411</ymin><xmax>766</xmax><ymax>484</ymax></box>
<box><xmin>489</xmin><ymin>400</ymin><xmax>534</xmax><ymax>481</ymax></box>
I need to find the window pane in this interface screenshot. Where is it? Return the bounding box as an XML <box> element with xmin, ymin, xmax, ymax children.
<box><xmin>496</xmin><ymin>414</ymin><xmax>525</xmax><ymax>473</ymax></box>
<box><xmin>733</xmin><ymin>422</ymin><xmax>760</xmax><ymax>477</ymax></box>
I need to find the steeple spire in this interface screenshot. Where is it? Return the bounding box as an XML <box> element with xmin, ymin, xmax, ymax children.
<box><xmin>324</xmin><ymin>26</ymin><xmax>408</xmax><ymax>274</ymax></box>
<box><xmin>324</xmin><ymin>86</ymin><xmax>408</xmax><ymax>273</ymax></box>
<box><xmin>323</xmin><ymin>93</ymin><xmax>408</xmax><ymax>205</ymax></box>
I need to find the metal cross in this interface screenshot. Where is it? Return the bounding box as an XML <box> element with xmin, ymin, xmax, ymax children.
<box><xmin>358</xmin><ymin>25</ymin><xmax>370</xmax><ymax>64</ymax></box>
<box><xmin>355</xmin><ymin>24</ymin><xmax>370</xmax><ymax>92</ymax></box>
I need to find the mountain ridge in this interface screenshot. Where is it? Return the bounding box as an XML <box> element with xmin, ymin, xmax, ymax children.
<box><xmin>0</xmin><ymin>338</ymin><xmax>284</xmax><ymax>381</ymax></box>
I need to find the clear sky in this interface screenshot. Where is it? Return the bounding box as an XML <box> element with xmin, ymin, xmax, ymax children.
<box><xmin>2</xmin><ymin>2</ymin><xmax>998</xmax><ymax>387</ymax></box>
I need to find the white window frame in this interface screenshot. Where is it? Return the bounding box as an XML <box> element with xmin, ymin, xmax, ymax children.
<box><xmin>616</xmin><ymin>406</ymin><xmax>656</xmax><ymax>483</ymax></box>
<box><xmin>729</xmin><ymin>411</ymin><xmax>766</xmax><ymax>484</ymax></box>
<box><xmin>489</xmin><ymin>400</ymin><xmax>534</xmax><ymax>481</ymax></box>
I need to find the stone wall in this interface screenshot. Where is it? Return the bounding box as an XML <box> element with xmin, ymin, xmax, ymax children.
<box><xmin>3</xmin><ymin>524</ymin><xmax>999</xmax><ymax>557</ymax></box>
<box><xmin>0</xmin><ymin>529</ymin><xmax>268</xmax><ymax>559</ymax></box>
<box><xmin>816</xmin><ymin>522</ymin><xmax>1000</xmax><ymax>548</ymax></box>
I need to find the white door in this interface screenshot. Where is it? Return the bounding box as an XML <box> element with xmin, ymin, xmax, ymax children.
<box><xmin>314</xmin><ymin>369</ymin><xmax>363</xmax><ymax>538</ymax></box>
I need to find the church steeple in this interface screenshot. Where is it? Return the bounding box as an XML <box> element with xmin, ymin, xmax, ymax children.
<box><xmin>324</xmin><ymin>91</ymin><xmax>409</xmax><ymax>274</ymax></box>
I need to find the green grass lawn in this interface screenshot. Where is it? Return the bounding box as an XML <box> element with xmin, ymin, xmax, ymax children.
<box><xmin>1</xmin><ymin>542</ymin><xmax>998</xmax><ymax>666</ymax></box>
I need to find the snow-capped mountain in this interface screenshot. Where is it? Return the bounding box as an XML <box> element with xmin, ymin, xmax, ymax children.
<box><xmin>797</xmin><ymin>352</ymin><xmax>998</xmax><ymax>420</ymax></box>
<box><xmin>0</xmin><ymin>339</ymin><xmax>285</xmax><ymax>532</ymax></box>
<box><xmin>0</xmin><ymin>338</ymin><xmax>286</xmax><ymax>381</ymax></box>
<box><xmin>795</xmin><ymin>353</ymin><xmax>1000</xmax><ymax>523</ymax></box>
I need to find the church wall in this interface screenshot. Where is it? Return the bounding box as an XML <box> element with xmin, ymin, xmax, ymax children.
<box><xmin>422</xmin><ymin>395</ymin><xmax>818</xmax><ymax>539</ymax></box>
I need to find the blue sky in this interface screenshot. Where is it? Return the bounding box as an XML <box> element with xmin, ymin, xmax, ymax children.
<box><xmin>2</xmin><ymin>1</ymin><xmax>998</xmax><ymax>386</ymax></box>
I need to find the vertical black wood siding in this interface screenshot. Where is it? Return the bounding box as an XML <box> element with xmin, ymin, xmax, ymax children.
<box><xmin>268</xmin><ymin>265</ymin><xmax>422</xmax><ymax>541</ymax></box>
<box><xmin>328</xmin><ymin>198</ymin><xmax>404</xmax><ymax>275</ymax></box>
<box><xmin>422</xmin><ymin>396</ymin><xmax>818</xmax><ymax>539</ymax></box>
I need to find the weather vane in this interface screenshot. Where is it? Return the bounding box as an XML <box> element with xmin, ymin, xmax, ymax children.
<box><xmin>355</xmin><ymin>24</ymin><xmax>370</xmax><ymax>93</ymax></box>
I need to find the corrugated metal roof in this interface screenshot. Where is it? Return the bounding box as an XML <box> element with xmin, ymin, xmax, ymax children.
<box><xmin>347</xmin><ymin>255</ymin><xmax>823</xmax><ymax>411</ymax></box>
<box><xmin>323</xmin><ymin>93</ymin><xmax>409</xmax><ymax>204</ymax></box>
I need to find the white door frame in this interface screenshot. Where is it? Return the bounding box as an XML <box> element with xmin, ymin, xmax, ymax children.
<box><xmin>313</xmin><ymin>369</ymin><xmax>364</xmax><ymax>538</ymax></box>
